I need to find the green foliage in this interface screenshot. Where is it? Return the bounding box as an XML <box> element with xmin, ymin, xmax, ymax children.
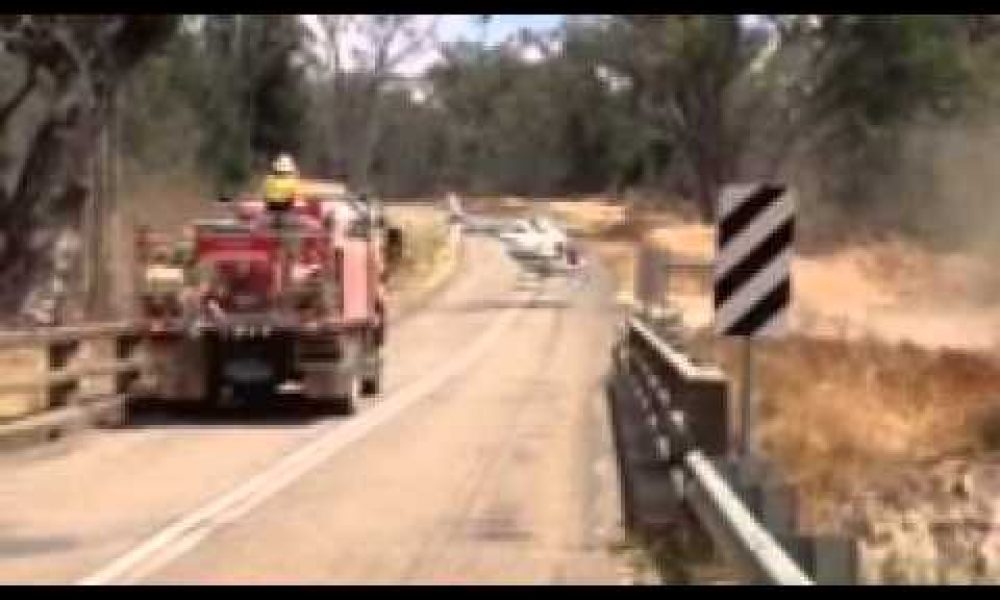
<box><xmin>778</xmin><ymin>16</ymin><xmax>979</xmax><ymax>214</ymax></box>
<box><xmin>120</xmin><ymin>32</ymin><xmax>203</xmax><ymax>176</ymax></box>
<box><xmin>114</xmin><ymin>13</ymin><xmax>1000</xmax><ymax>236</ymax></box>
<box><xmin>812</xmin><ymin>16</ymin><xmax>971</xmax><ymax>128</ymax></box>
<box><xmin>121</xmin><ymin>15</ymin><xmax>312</xmax><ymax>193</ymax></box>
<box><xmin>423</xmin><ymin>30</ymin><xmax>624</xmax><ymax>196</ymax></box>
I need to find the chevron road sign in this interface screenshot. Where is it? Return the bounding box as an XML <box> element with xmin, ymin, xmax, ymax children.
<box><xmin>713</xmin><ymin>183</ymin><xmax>794</xmax><ymax>458</ymax></box>
<box><xmin>713</xmin><ymin>183</ymin><xmax>794</xmax><ymax>338</ymax></box>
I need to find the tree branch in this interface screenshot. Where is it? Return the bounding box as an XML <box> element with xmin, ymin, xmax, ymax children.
<box><xmin>0</xmin><ymin>63</ymin><xmax>37</xmax><ymax>130</ymax></box>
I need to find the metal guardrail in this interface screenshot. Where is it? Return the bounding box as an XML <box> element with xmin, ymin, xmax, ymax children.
<box><xmin>612</xmin><ymin>314</ymin><xmax>815</xmax><ymax>585</ymax></box>
<box><xmin>683</xmin><ymin>450</ymin><xmax>813</xmax><ymax>584</ymax></box>
<box><xmin>0</xmin><ymin>321</ymin><xmax>146</xmax><ymax>449</ymax></box>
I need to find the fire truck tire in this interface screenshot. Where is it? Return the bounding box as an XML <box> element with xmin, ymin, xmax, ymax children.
<box><xmin>361</xmin><ymin>369</ymin><xmax>382</xmax><ymax>396</ymax></box>
<box><xmin>333</xmin><ymin>375</ymin><xmax>360</xmax><ymax>415</ymax></box>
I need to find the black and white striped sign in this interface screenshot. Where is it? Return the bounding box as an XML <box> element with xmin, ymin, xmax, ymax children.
<box><xmin>713</xmin><ymin>183</ymin><xmax>794</xmax><ymax>337</ymax></box>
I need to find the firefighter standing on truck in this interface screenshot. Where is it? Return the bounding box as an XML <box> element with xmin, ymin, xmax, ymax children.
<box><xmin>263</xmin><ymin>153</ymin><xmax>300</xmax><ymax>225</ymax></box>
<box><xmin>264</xmin><ymin>153</ymin><xmax>302</xmax><ymax>296</ymax></box>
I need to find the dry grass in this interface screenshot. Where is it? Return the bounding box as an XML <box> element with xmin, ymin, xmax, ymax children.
<box><xmin>461</xmin><ymin>195</ymin><xmax>533</xmax><ymax>216</ymax></box>
<box><xmin>539</xmin><ymin>197</ymin><xmax>1000</xmax><ymax>538</ymax></box>
<box><xmin>689</xmin><ymin>330</ymin><xmax>1000</xmax><ymax>532</ymax></box>
<box><xmin>548</xmin><ymin>198</ymin><xmax>1000</xmax><ymax>350</ymax></box>
<box><xmin>0</xmin><ymin>347</ymin><xmax>46</xmax><ymax>421</ymax></box>
<box><xmin>383</xmin><ymin>206</ymin><xmax>452</xmax><ymax>293</ymax></box>
<box><xmin>0</xmin><ymin>338</ymin><xmax>118</xmax><ymax>422</ymax></box>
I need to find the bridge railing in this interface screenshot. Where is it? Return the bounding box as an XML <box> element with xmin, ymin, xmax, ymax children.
<box><xmin>0</xmin><ymin>322</ymin><xmax>146</xmax><ymax>449</ymax></box>
<box><xmin>610</xmin><ymin>313</ymin><xmax>858</xmax><ymax>584</ymax></box>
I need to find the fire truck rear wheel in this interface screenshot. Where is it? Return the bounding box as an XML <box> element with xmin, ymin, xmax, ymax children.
<box><xmin>333</xmin><ymin>376</ymin><xmax>360</xmax><ymax>415</ymax></box>
<box><xmin>361</xmin><ymin>370</ymin><xmax>382</xmax><ymax>396</ymax></box>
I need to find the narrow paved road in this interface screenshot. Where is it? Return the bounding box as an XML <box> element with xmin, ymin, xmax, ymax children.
<box><xmin>0</xmin><ymin>236</ymin><xmax>632</xmax><ymax>584</ymax></box>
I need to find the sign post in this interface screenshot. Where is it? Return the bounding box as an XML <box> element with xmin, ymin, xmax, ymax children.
<box><xmin>713</xmin><ymin>183</ymin><xmax>794</xmax><ymax>459</ymax></box>
<box><xmin>740</xmin><ymin>336</ymin><xmax>756</xmax><ymax>457</ymax></box>
<box><xmin>636</xmin><ymin>243</ymin><xmax>664</xmax><ymax>317</ymax></box>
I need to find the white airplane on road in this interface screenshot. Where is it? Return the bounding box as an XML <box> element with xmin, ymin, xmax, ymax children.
<box><xmin>498</xmin><ymin>216</ymin><xmax>569</xmax><ymax>261</ymax></box>
<box><xmin>443</xmin><ymin>194</ymin><xmax>583</xmax><ymax>275</ymax></box>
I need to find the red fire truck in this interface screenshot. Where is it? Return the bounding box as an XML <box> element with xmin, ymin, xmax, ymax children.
<box><xmin>136</xmin><ymin>185</ymin><xmax>387</xmax><ymax>414</ymax></box>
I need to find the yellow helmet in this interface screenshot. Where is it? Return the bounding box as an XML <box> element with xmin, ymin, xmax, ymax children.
<box><xmin>273</xmin><ymin>153</ymin><xmax>297</xmax><ymax>175</ymax></box>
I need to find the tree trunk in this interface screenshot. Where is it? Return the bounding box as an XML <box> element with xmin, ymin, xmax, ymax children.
<box><xmin>0</xmin><ymin>16</ymin><xmax>177</xmax><ymax>323</ymax></box>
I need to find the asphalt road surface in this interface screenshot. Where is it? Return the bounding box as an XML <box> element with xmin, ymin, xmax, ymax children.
<box><xmin>0</xmin><ymin>236</ymin><xmax>635</xmax><ymax>584</ymax></box>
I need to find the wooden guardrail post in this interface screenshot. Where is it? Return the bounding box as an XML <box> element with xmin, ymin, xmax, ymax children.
<box><xmin>114</xmin><ymin>332</ymin><xmax>142</xmax><ymax>393</ymax></box>
<box><xmin>48</xmin><ymin>337</ymin><xmax>82</xmax><ymax>409</ymax></box>
<box><xmin>0</xmin><ymin>323</ymin><xmax>146</xmax><ymax>449</ymax></box>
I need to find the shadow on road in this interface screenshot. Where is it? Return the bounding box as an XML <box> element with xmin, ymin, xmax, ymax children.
<box><xmin>123</xmin><ymin>397</ymin><xmax>345</xmax><ymax>429</ymax></box>
<box><xmin>0</xmin><ymin>533</ymin><xmax>80</xmax><ymax>558</ymax></box>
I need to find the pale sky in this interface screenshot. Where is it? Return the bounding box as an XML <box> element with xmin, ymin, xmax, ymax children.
<box><xmin>304</xmin><ymin>15</ymin><xmax>772</xmax><ymax>78</ymax></box>
<box><xmin>305</xmin><ymin>15</ymin><xmax>565</xmax><ymax>77</ymax></box>
<box><xmin>439</xmin><ymin>14</ymin><xmax>564</xmax><ymax>45</ymax></box>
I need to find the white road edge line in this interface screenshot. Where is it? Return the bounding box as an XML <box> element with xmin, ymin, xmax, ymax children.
<box><xmin>77</xmin><ymin>290</ymin><xmax>529</xmax><ymax>586</ymax></box>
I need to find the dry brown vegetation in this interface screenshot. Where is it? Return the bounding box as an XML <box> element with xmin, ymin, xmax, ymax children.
<box><xmin>689</xmin><ymin>331</ymin><xmax>1000</xmax><ymax>530</ymax></box>
<box><xmin>533</xmin><ymin>196</ymin><xmax>1000</xmax><ymax>543</ymax></box>
<box><xmin>0</xmin><ymin>347</ymin><xmax>46</xmax><ymax>421</ymax></box>
<box><xmin>383</xmin><ymin>205</ymin><xmax>454</xmax><ymax>300</ymax></box>
<box><xmin>541</xmin><ymin>197</ymin><xmax>1000</xmax><ymax>350</ymax></box>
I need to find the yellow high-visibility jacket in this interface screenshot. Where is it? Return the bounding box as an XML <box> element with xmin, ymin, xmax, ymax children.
<box><xmin>263</xmin><ymin>173</ymin><xmax>300</xmax><ymax>207</ymax></box>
